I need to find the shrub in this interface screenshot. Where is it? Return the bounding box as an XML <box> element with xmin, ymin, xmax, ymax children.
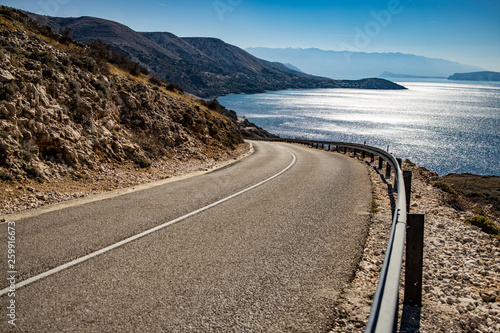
<box><xmin>0</xmin><ymin>170</ymin><xmax>13</xmax><ymax>181</ymax></box>
<box><xmin>21</xmin><ymin>150</ymin><xmax>33</xmax><ymax>162</ymax></box>
<box><xmin>149</xmin><ymin>75</ymin><xmax>164</xmax><ymax>86</ymax></box>
<box><xmin>473</xmin><ymin>207</ymin><xmax>487</xmax><ymax>217</ymax></box>
<box><xmin>0</xmin><ymin>142</ymin><xmax>7</xmax><ymax>166</ymax></box>
<box><xmin>0</xmin><ymin>82</ymin><xmax>16</xmax><ymax>100</ymax></box>
<box><xmin>70</xmin><ymin>55</ymin><xmax>98</xmax><ymax>73</ymax></box>
<box><xmin>207</xmin><ymin>99</ymin><xmax>221</xmax><ymax>111</ymax></box>
<box><xmin>58</xmin><ymin>27</ymin><xmax>73</xmax><ymax>45</ymax></box>
<box><xmin>465</xmin><ymin>215</ymin><xmax>500</xmax><ymax>237</ymax></box>
<box><xmin>166</xmin><ymin>82</ymin><xmax>184</xmax><ymax>93</ymax></box>
<box><xmin>92</xmin><ymin>80</ymin><xmax>109</xmax><ymax>97</ymax></box>
<box><xmin>433</xmin><ymin>181</ymin><xmax>457</xmax><ymax>196</ymax></box>
<box><xmin>133</xmin><ymin>155</ymin><xmax>151</xmax><ymax>168</ymax></box>
<box><xmin>28</xmin><ymin>51</ymin><xmax>55</xmax><ymax>65</ymax></box>
<box><xmin>25</xmin><ymin>166</ymin><xmax>44</xmax><ymax>182</ymax></box>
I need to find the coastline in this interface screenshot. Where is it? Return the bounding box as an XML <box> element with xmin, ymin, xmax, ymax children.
<box><xmin>217</xmin><ymin>81</ymin><xmax>500</xmax><ymax>178</ymax></box>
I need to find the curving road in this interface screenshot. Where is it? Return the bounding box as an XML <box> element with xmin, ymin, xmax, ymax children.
<box><xmin>1</xmin><ymin>141</ymin><xmax>371</xmax><ymax>332</ymax></box>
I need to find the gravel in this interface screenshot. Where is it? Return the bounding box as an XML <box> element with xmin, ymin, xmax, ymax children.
<box><xmin>330</xmin><ymin>158</ymin><xmax>500</xmax><ymax>332</ymax></box>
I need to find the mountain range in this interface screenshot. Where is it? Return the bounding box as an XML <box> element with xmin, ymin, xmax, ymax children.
<box><xmin>246</xmin><ymin>47</ymin><xmax>485</xmax><ymax>80</ymax></box>
<box><xmin>25</xmin><ymin>13</ymin><xmax>405</xmax><ymax>98</ymax></box>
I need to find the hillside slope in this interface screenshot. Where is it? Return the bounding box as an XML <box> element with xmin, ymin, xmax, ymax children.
<box><xmin>26</xmin><ymin>13</ymin><xmax>406</xmax><ymax>97</ymax></box>
<box><xmin>0</xmin><ymin>7</ymin><xmax>245</xmax><ymax>184</ymax></box>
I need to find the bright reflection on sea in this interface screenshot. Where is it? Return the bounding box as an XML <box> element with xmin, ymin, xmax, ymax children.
<box><xmin>218</xmin><ymin>81</ymin><xmax>500</xmax><ymax>176</ymax></box>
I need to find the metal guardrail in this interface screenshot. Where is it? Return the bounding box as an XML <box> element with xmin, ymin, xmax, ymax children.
<box><xmin>253</xmin><ymin>138</ymin><xmax>407</xmax><ymax>332</ymax></box>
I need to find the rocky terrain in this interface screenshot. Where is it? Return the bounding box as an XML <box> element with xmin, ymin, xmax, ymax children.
<box><xmin>0</xmin><ymin>7</ymin><xmax>257</xmax><ymax>197</ymax></box>
<box><xmin>330</xmin><ymin>157</ymin><xmax>500</xmax><ymax>332</ymax></box>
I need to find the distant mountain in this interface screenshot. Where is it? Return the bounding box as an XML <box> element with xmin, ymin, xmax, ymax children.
<box><xmin>27</xmin><ymin>13</ymin><xmax>405</xmax><ymax>97</ymax></box>
<box><xmin>283</xmin><ymin>63</ymin><xmax>304</xmax><ymax>73</ymax></box>
<box><xmin>246</xmin><ymin>47</ymin><xmax>484</xmax><ymax>80</ymax></box>
<box><xmin>379</xmin><ymin>72</ymin><xmax>447</xmax><ymax>79</ymax></box>
<box><xmin>448</xmin><ymin>71</ymin><xmax>500</xmax><ymax>82</ymax></box>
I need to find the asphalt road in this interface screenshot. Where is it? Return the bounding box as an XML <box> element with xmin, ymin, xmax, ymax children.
<box><xmin>1</xmin><ymin>141</ymin><xmax>372</xmax><ymax>332</ymax></box>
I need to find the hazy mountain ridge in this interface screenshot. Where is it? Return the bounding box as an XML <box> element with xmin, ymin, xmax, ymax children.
<box><xmin>26</xmin><ymin>12</ymin><xmax>405</xmax><ymax>97</ymax></box>
<box><xmin>246</xmin><ymin>47</ymin><xmax>485</xmax><ymax>79</ymax></box>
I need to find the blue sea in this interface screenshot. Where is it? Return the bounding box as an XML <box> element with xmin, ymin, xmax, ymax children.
<box><xmin>219</xmin><ymin>81</ymin><xmax>500</xmax><ymax>176</ymax></box>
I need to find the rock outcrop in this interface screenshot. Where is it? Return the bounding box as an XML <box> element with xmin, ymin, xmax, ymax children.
<box><xmin>0</xmin><ymin>7</ymin><xmax>244</xmax><ymax>183</ymax></box>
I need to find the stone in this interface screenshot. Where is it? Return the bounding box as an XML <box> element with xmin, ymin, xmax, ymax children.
<box><xmin>5</xmin><ymin>103</ymin><xmax>16</xmax><ymax>116</ymax></box>
<box><xmin>0</xmin><ymin>69</ymin><xmax>15</xmax><ymax>82</ymax></box>
<box><xmin>481</xmin><ymin>292</ymin><xmax>498</xmax><ymax>303</ymax></box>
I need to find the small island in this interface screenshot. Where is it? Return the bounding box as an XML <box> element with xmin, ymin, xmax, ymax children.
<box><xmin>448</xmin><ymin>71</ymin><xmax>500</xmax><ymax>82</ymax></box>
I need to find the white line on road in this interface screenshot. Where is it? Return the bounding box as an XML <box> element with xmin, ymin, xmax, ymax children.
<box><xmin>0</xmin><ymin>144</ymin><xmax>296</xmax><ymax>296</ymax></box>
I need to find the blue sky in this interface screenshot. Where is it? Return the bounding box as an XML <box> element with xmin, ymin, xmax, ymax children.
<box><xmin>3</xmin><ymin>0</ymin><xmax>500</xmax><ymax>71</ymax></box>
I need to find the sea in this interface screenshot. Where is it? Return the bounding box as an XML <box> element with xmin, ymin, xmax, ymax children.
<box><xmin>218</xmin><ymin>80</ymin><xmax>500</xmax><ymax>176</ymax></box>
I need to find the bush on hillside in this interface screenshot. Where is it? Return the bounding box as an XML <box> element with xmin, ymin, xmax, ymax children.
<box><xmin>465</xmin><ymin>215</ymin><xmax>500</xmax><ymax>237</ymax></box>
<box><xmin>86</xmin><ymin>40</ymin><xmax>149</xmax><ymax>76</ymax></box>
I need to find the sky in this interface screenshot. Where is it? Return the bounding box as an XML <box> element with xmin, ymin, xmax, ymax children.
<box><xmin>3</xmin><ymin>0</ymin><xmax>500</xmax><ymax>71</ymax></box>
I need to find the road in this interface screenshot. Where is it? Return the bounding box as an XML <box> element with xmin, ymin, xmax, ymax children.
<box><xmin>1</xmin><ymin>141</ymin><xmax>371</xmax><ymax>332</ymax></box>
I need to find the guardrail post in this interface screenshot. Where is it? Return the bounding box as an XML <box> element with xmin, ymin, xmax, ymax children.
<box><xmin>362</xmin><ymin>150</ymin><xmax>366</xmax><ymax>159</ymax></box>
<box><xmin>403</xmin><ymin>171</ymin><xmax>412</xmax><ymax>213</ymax></box>
<box><xmin>404</xmin><ymin>214</ymin><xmax>425</xmax><ymax>307</ymax></box>
<box><xmin>397</xmin><ymin>158</ymin><xmax>403</xmax><ymax>168</ymax></box>
<box><xmin>385</xmin><ymin>163</ymin><xmax>391</xmax><ymax>179</ymax></box>
<box><xmin>378</xmin><ymin>156</ymin><xmax>383</xmax><ymax>169</ymax></box>
<box><xmin>353</xmin><ymin>149</ymin><xmax>357</xmax><ymax>158</ymax></box>
<box><xmin>344</xmin><ymin>147</ymin><xmax>347</xmax><ymax>154</ymax></box>
<box><xmin>370</xmin><ymin>153</ymin><xmax>374</xmax><ymax>163</ymax></box>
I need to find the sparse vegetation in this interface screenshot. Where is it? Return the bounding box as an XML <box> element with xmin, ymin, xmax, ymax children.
<box><xmin>0</xmin><ymin>4</ymin><xmax>252</xmax><ymax>192</ymax></box>
<box><xmin>442</xmin><ymin>174</ymin><xmax>500</xmax><ymax>216</ymax></box>
<box><xmin>465</xmin><ymin>215</ymin><xmax>500</xmax><ymax>238</ymax></box>
<box><xmin>86</xmin><ymin>39</ymin><xmax>148</xmax><ymax>76</ymax></box>
<box><xmin>166</xmin><ymin>82</ymin><xmax>184</xmax><ymax>93</ymax></box>
<box><xmin>24</xmin><ymin>166</ymin><xmax>44</xmax><ymax>183</ymax></box>
<box><xmin>0</xmin><ymin>143</ymin><xmax>8</xmax><ymax>166</ymax></box>
<box><xmin>0</xmin><ymin>169</ymin><xmax>13</xmax><ymax>181</ymax></box>
<box><xmin>133</xmin><ymin>155</ymin><xmax>151</xmax><ymax>168</ymax></box>
<box><xmin>433</xmin><ymin>181</ymin><xmax>458</xmax><ymax>196</ymax></box>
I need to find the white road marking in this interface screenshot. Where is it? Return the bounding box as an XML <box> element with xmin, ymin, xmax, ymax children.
<box><xmin>0</xmin><ymin>144</ymin><xmax>296</xmax><ymax>296</ymax></box>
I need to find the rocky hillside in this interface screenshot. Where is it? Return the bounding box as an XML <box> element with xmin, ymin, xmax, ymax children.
<box><xmin>0</xmin><ymin>7</ymin><xmax>247</xmax><ymax>184</ymax></box>
<box><xmin>26</xmin><ymin>13</ymin><xmax>406</xmax><ymax>98</ymax></box>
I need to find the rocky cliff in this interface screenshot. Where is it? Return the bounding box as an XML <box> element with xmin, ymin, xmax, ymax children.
<box><xmin>0</xmin><ymin>7</ymin><xmax>246</xmax><ymax>183</ymax></box>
